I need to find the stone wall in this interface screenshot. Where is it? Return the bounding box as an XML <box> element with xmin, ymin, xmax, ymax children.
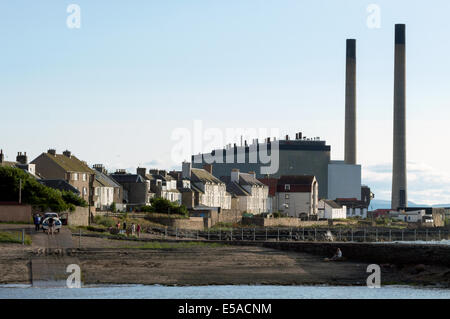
<box><xmin>67</xmin><ymin>207</ymin><xmax>89</xmax><ymax>227</ymax></box>
<box><xmin>146</xmin><ymin>216</ymin><xmax>205</xmax><ymax>231</ymax></box>
<box><xmin>0</xmin><ymin>204</ymin><xmax>32</xmax><ymax>223</ymax></box>
<box><xmin>242</xmin><ymin>217</ymin><xmax>328</xmax><ymax>228</ymax></box>
<box><xmin>210</xmin><ymin>209</ymin><xmax>242</xmax><ymax>225</ymax></box>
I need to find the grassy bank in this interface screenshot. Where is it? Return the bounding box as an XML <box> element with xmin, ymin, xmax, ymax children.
<box><xmin>119</xmin><ymin>241</ymin><xmax>224</xmax><ymax>249</ymax></box>
<box><xmin>0</xmin><ymin>231</ymin><xmax>32</xmax><ymax>245</ymax></box>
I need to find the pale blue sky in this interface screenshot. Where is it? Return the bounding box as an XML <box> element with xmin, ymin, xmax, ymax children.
<box><xmin>1</xmin><ymin>1</ymin><xmax>450</xmax><ymax>204</ymax></box>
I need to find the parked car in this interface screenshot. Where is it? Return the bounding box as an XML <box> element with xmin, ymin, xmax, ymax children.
<box><xmin>41</xmin><ymin>213</ymin><xmax>62</xmax><ymax>233</ymax></box>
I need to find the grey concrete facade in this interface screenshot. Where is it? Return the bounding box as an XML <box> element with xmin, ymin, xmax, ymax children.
<box><xmin>192</xmin><ymin>139</ymin><xmax>331</xmax><ymax>198</ymax></box>
<box><xmin>391</xmin><ymin>24</ymin><xmax>407</xmax><ymax>209</ymax></box>
<box><xmin>344</xmin><ymin>39</ymin><xmax>357</xmax><ymax>165</ymax></box>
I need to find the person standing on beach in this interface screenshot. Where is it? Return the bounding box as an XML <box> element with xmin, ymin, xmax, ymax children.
<box><xmin>136</xmin><ymin>224</ymin><xmax>141</xmax><ymax>238</ymax></box>
<box><xmin>34</xmin><ymin>214</ymin><xmax>41</xmax><ymax>231</ymax></box>
<box><xmin>47</xmin><ymin>217</ymin><xmax>55</xmax><ymax>236</ymax></box>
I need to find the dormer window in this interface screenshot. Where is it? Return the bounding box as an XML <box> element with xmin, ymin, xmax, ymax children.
<box><xmin>285</xmin><ymin>184</ymin><xmax>290</xmax><ymax>191</ymax></box>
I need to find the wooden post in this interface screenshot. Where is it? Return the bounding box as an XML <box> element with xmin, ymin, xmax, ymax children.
<box><xmin>176</xmin><ymin>227</ymin><xmax>178</xmax><ymax>239</ymax></box>
<box><xmin>351</xmin><ymin>228</ymin><xmax>354</xmax><ymax>242</ymax></box>
<box><xmin>79</xmin><ymin>229</ymin><xmax>81</xmax><ymax>248</ymax></box>
<box><xmin>19</xmin><ymin>179</ymin><xmax>22</xmax><ymax>204</ymax></box>
<box><xmin>402</xmin><ymin>229</ymin><xmax>404</xmax><ymax>241</ymax></box>
<box><xmin>265</xmin><ymin>228</ymin><xmax>268</xmax><ymax>241</ymax></box>
<box><xmin>22</xmin><ymin>229</ymin><xmax>25</xmax><ymax>245</ymax></box>
<box><xmin>314</xmin><ymin>228</ymin><xmax>317</xmax><ymax>242</ymax></box>
<box><xmin>207</xmin><ymin>229</ymin><xmax>210</xmax><ymax>241</ymax></box>
<box><xmin>364</xmin><ymin>228</ymin><xmax>366</xmax><ymax>242</ymax></box>
<box><xmin>389</xmin><ymin>229</ymin><xmax>392</xmax><ymax>242</ymax></box>
<box><xmin>376</xmin><ymin>228</ymin><xmax>378</xmax><ymax>242</ymax></box>
<box><xmin>253</xmin><ymin>228</ymin><xmax>256</xmax><ymax>241</ymax></box>
<box><xmin>277</xmin><ymin>228</ymin><xmax>280</xmax><ymax>242</ymax></box>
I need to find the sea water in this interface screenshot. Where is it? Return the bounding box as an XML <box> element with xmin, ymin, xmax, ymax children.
<box><xmin>0</xmin><ymin>284</ymin><xmax>449</xmax><ymax>299</ymax></box>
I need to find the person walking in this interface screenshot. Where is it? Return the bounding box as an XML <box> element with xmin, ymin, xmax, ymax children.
<box><xmin>131</xmin><ymin>223</ymin><xmax>136</xmax><ymax>237</ymax></box>
<box><xmin>136</xmin><ymin>224</ymin><xmax>141</xmax><ymax>238</ymax></box>
<box><xmin>47</xmin><ymin>217</ymin><xmax>55</xmax><ymax>236</ymax></box>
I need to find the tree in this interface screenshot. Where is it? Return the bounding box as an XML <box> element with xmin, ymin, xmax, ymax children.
<box><xmin>0</xmin><ymin>166</ymin><xmax>86</xmax><ymax>212</ymax></box>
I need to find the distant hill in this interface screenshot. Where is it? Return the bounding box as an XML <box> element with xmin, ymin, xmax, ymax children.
<box><xmin>369</xmin><ymin>199</ymin><xmax>450</xmax><ymax>210</ymax></box>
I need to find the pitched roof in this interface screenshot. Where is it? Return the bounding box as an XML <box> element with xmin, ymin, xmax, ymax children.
<box><xmin>238</xmin><ymin>173</ymin><xmax>265</xmax><ymax>186</ymax></box>
<box><xmin>36</xmin><ymin>153</ymin><xmax>94</xmax><ymax>173</ymax></box>
<box><xmin>110</xmin><ymin>174</ymin><xmax>145</xmax><ymax>183</ymax></box>
<box><xmin>0</xmin><ymin>161</ymin><xmax>17</xmax><ymax>168</ymax></box>
<box><xmin>191</xmin><ymin>168</ymin><xmax>223</xmax><ymax>184</ymax></box>
<box><xmin>191</xmin><ymin>184</ymin><xmax>204</xmax><ymax>194</ymax></box>
<box><xmin>39</xmin><ymin>179</ymin><xmax>80</xmax><ymax>195</ymax></box>
<box><xmin>225</xmin><ymin>181</ymin><xmax>250</xmax><ymax>197</ymax></box>
<box><xmin>278</xmin><ymin>175</ymin><xmax>315</xmax><ymax>185</ymax></box>
<box><xmin>94</xmin><ymin>170</ymin><xmax>122</xmax><ymax>188</ymax></box>
<box><xmin>322</xmin><ymin>200</ymin><xmax>342</xmax><ymax>209</ymax></box>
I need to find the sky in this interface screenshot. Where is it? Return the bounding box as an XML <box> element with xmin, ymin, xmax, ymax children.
<box><xmin>1</xmin><ymin>0</ymin><xmax>450</xmax><ymax>205</ymax></box>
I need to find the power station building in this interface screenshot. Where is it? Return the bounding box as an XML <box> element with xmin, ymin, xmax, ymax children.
<box><xmin>191</xmin><ymin>135</ymin><xmax>363</xmax><ymax>201</ymax></box>
<box><xmin>192</xmin><ymin>135</ymin><xmax>331</xmax><ymax>198</ymax></box>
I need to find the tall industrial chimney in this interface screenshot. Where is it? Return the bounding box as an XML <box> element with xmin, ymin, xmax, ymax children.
<box><xmin>344</xmin><ymin>39</ymin><xmax>357</xmax><ymax>165</ymax></box>
<box><xmin>391</xmin><ymin>24</ymin><xmax>407</xmax><ymax>210</ymax></box>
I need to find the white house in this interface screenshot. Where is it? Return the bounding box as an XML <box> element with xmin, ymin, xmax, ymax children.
<box><xmin>318</xmin><ymin>199</ymin><xmax>347</xmax><ymax>220</ymax></box>
<box><xmin>137</xmin><ymin>168</ymin><xmax>182</xmax><ymax>205</ymax></box>
<box><xmin>221</xmin><ymin>169</ymin><xmax>269</xmax><ymax>214</ymax></box>
<box><xmin>93</xmin><ymin>174</ymin><xmax>115</xmax><ymax>210</ymax></box>
<box><xmin>182</xmin><ymin>162</ymin><xmax>231</xmax><ymax>210</ymax></box>
<box><xmin>393</xmin><ymin>210</ymin><xmax>426</xmax><ymax>223</ymax></box>
<box><xmin>271</xmin><ymin>175</ymin><xmax>319</xmax><ymax>219</ymax></box>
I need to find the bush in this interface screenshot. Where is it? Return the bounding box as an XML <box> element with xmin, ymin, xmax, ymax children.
<box><xmin>273</xmin><ymin>212</ymin><xmax>284</xmax><ymax>218</ymax></box>
<box><xmin>142</xmin><ymin>198</ymin><xmax>188</xmax><ymax>217</ymax></box>
<box><xmin>93</xmin><ymin>216</ymin><xmax>116</xmax><ymax>228</ymax></box>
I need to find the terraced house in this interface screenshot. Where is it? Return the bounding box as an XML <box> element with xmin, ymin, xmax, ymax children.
<box><xmin>182</xmin><ymin>162</ymin><xmax>231</xmax><ymax>210</ymax></box>
<box><xmin>220</xmin><ymin>169</ymin><xmax>269</xmax><ymax>214</ymax></box>
<box><xmin>31</xmin><ymin>149</ymin><xmax>95</xmax><ymax>203</ymax></box>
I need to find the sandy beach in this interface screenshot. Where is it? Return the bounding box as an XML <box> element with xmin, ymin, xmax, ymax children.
<box><xmin>1</xmin><ymin>233</ymin><xmax>449</xmax><ymax>287</ymax></box>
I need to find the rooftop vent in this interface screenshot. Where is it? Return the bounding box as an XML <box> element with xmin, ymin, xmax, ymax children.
<box><xmin>63</xmin><ymin>150</ymin><xmax>71</xmax><ymax>158</ymax></box>
<box><xmin>47</xmin><ymin>149</ymin><xmax>56</xmax><ymax>156</ymax></box>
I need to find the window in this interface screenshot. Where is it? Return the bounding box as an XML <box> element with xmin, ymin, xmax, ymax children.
<box><xmin>83</xmin><ymin>187</ymin><xmax>87</xmax><ymax>196</ymax></box>
<box><xmin>82</xmin><ymin>173</ymin><xmax>87</xmax><ymax>181</ymax></box>
<box><xmin>285</xmin><ymin>184</ymin><xmax>290</xmax><ymax>191</ymax></box>
<box><xmin>72</xmin><ymin>173</ymin><xmax>78</xmax><ymax>181</ymax></box>
<box><xmin>285</xmin><ymin>194</ymin><xmax>289</xmax><ymax>199</ymax></box>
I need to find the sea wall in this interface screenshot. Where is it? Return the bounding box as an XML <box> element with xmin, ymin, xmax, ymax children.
<box><xmin>261</xmin><ymin>241</ymin><xmax>450</xmax><ymax>267</ymax></box>
<box><xmin>242</xmin><ymin>217</ymin><xmax>328</xmax><ymax>228</ymax></box>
